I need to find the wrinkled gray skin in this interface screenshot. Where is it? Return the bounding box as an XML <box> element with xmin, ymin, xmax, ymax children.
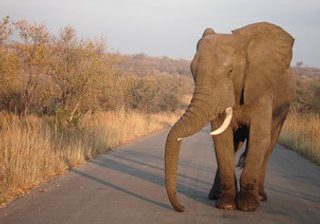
<box><xmin>165</xmin><ymin>22</ymin><xmax>296</xmax><ymax>212</ymax></box>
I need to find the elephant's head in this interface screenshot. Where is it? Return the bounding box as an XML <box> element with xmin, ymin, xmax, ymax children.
<box><xmin>164</xmin><ymin>22</ymin><xmax>294</xmax><ymax>212</ymax></box>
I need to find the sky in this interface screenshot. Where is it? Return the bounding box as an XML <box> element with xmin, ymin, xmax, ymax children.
<box><xmin>1</xmin><ymin>0</ymin><xmax>319</xmax><ymax>67</ymax></box>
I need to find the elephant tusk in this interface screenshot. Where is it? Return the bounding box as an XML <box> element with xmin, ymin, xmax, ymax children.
<box><xmin>210</xmin><ymin>107</ymin><xmax>233</xmax><ymax>135</ymax></box>
<box><xmin>177</xmin><ymin>138</ymin><xmax>182</xmax><ymax>141</ymax></box>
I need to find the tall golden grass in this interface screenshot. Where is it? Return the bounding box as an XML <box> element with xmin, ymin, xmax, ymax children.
<box><xmin>3</xmin><ymin>109</ymin><xmax>317</xmax><ymax>204</ymax></box>
<box><xmin>279</xmin><ymin>112</ymin><xmax>320</xmax><ymax>165</ymax></box>
<box><xmin>0</xmin><ymin>110</ymin><xmax>179</xmax><ymax>204</ymax></box>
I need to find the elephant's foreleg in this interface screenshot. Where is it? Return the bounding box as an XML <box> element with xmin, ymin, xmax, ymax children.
<box><xmin>209</xmin><ymin>122</ymin><xmax>246</xmax><ymax>199</ymax></box>
<box><xmin>238</xmin><ymin>94</ymin><xmax>273</xmax><ymax>211</ymax></box>
<box><xmin>209</xmin><ymin>138</ymin><xmax>244</xmax><ymax>200</ymax></box>
<box><xmin>208</xmin><ymin>167</ymin><xmax>221</xmax><ymax>200</ymax></box>
<box><xmin>210</xmin><ymin>119</ymin><xmax>237</xmax><ymax>210</ymax></box>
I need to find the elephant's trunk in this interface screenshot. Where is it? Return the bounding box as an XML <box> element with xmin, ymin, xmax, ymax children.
<box><xmin>165</xmin><ymin>88</ymin><xmax>218</xmax><ymax>212</ymax></box>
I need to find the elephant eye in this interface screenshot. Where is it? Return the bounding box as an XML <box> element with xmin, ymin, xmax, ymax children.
<box><xmin>227</xmin><ymin>68</ymin><xmax>233</xmax><ymax>77</ymax></box>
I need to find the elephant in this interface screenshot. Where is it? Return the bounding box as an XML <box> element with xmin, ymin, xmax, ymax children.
<box><xmin>164</xmin><ymin>22</ymin><xmax>296</xmax><ymax>212</ymax></box>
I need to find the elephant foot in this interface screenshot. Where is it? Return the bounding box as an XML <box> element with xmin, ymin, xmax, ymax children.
<box><xmin>208</xmin><ymin>186</ymin><xmax>221</xmax><ymax>200</ymax></box>
<box><xmin>259</xmin><ymin>188</ymin><xmax>268</xmax><ymax>201</ymax></box>
<box><xmin>237</xmin><ymin>190</ymin><xmax>260</xmax><ymax>211</ymax></box>
<box><xmin>216</xmin><ymin>193</ymin><xmax>237</xmax><ymax>210</ymax></box>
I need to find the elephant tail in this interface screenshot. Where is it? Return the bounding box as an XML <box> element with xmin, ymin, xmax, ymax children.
<box><xmin>237</xmin><ymin>150</ymin><xmax>247</xmax><ymax>169</ymax></box>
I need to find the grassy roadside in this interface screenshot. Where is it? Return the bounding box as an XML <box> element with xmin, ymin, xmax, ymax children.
<box><xmin>279</xmin><ymin>112</ymin><xmax>320</xmax><ymax>165</ymax></box>
<box><xmin>0</xmin><ymin>110</ymin><xmax>179</xmax><ymax>204</ymax></box>
<box><xmin>1</xmin><ymin>109</ymin><xmax>318</xmax><ymax>205</ymax></box>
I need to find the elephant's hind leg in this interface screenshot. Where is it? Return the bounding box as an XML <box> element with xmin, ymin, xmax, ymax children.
<box><xmin>258</xmin><ymin>109</ymin><xmax>289</xmax><ymax>201</ymax></box>
<box><xmin>257</xmin><ymin>125</ymin><xmax>281</xmax><ymax>201</ymax></box>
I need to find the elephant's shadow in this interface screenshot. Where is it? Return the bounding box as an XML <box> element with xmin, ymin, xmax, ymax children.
<box><xmin>71</xmin><ymin>148</ymin><xmax>215</xmax><ymax>210</ymax></box>
<box><xmin>69</xmin><ymin>143</ymin><xmax>320</xmax><ymax>216</ymax></box>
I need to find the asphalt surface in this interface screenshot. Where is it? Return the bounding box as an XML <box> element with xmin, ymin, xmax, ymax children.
<box><xmin>0</xmin><ymin>127</ymin><xmax>319</xmax><ymax>224</ymax></box>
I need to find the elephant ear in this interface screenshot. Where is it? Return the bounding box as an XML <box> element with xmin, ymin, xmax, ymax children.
<box><xmin>202</xmin><ymin>28</ymin><xmax>216</xmax><ymax>38</ymax></box>
<box><xmin>196</xmin><ymin>28</ymin><xmax>216</xmax><ymax>52</ymax></box>
<box><xmin>232</xmin><ymin>22</ymin><xmax>294</xmax><ymax>103</ymax></box>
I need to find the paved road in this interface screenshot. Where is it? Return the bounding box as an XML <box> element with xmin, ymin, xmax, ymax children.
<box><xmin>1</xmin><ymin>127</ymin><xmax>320</xmax><ymax>224</ymax></box>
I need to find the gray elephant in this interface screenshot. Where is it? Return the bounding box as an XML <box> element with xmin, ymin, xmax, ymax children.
<box><xmin>165</xmin><ymin>22</ymin><xmax>296</xmax><ymax>212</ymax></box>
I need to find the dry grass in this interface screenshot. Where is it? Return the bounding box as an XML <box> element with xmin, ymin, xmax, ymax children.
<box><xmin>0</xmin><ymin>110</ymin><xmax>179</xmax><ymax>204</ymax></box>
<box><xmin>279</xmin><ymin>112</ymin><xmax>320</xmax><ymax>165</ymax></box>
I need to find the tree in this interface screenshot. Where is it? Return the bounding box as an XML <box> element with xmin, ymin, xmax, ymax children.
<box><xmin>49</xmin><ymin>27</ymin><xmax>106</xmax><ymax>124</ymax></box>
<box><xmin>14</xmin><ymin>20</ymin><xmax>49</xmax><ymax>118</ymax></box>
<box><xmin>0</xmin><ymin>16</ymin><xmax>21</xmax><ymax>112</ymax></box>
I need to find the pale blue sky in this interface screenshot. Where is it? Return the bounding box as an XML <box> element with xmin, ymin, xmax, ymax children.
<box><xmin>1</xmin><ymin>0</ymin><xmax>319</xmax><ymax>66</ymax></box>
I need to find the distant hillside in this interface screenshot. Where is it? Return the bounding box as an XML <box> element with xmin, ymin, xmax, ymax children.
<box><xmin>110</xmin><ymin>53</ymin><xmax>192</xmax><ymax>77</ymax></box>
<box><xmin>293</xmin><ymin>66</ymin><xmax>320</xmax><ymax>80</ymax></box>
<box><xmin>292</xmin><ymin>66</ymin><xmax>320</xmax><ymax>113</ymax></box>
<box><xmin>112</xmin><ymin>54</ymin><xmax>320</xmax><ymax>82</ymax></box>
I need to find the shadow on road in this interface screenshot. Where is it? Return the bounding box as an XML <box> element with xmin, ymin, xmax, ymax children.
<box><xmin>115</xmin><ymin>149</ymin><xmax>214</xmax><ymax>173</ymax></box>
<box><xmin>266</xmin><ymin>183</ymin><xmax>320</xmax><ymax>204</ymax></box>
<box><xmin>70</xmin><ymin>152</ymin><xmax>216</xmax><ymax>210</ymax></box>
<box><xmin>70</xmin><ymin>169</ymin><xmax>173</xmax><ymax>210</ymax></box>
<box><xmin>110</xmin><ymin>153</ymin><xmax>212</xmax><ymax>186</ymax></box>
